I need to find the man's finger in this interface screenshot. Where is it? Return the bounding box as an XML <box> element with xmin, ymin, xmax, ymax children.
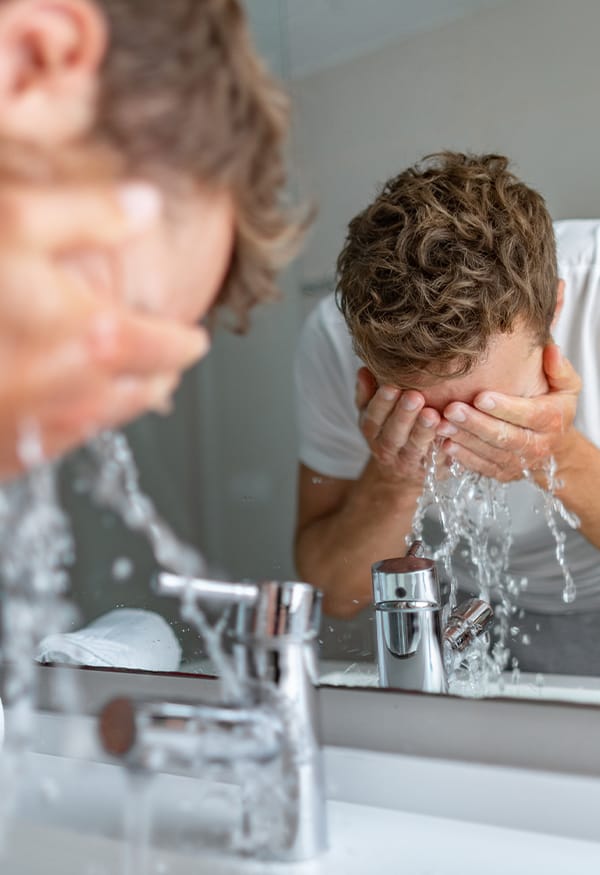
<box><xmin>471</xmin><ymin>390</ymin><xmax>574</xmax><ymax>431</ymax></box>
<box><xmin>444</xmin><ymin>441</ymin><xmax>517</xmax><ymax>482</ymax></box>
<box><xmin>355</xmin><ymin>367</ymin><xmax>378</xmax><ymax>410</ymax></box>
<box><xmin>86</xmin><ymin>310</ymin><xmax>211</xmax><ymax>377</ymax></box>
<box><xmin>0</xmin><ymin>182</ymin><xmax>162</xmax><ymax>252</ymax></box>
<box><xmin>441</xmin><ymin>404</ymin><xmax>531</xmax><ymax>450</ymax></box>
<box><xmin>543</xmin><ymin>344</ymin><xmax>582</xmax><ymax>393</ymax></box>
<box><xmin>405</xmin><ymin>408</ymin><xmax>440</xmax><ymax>454</ymax></box>
<box><xmin>440</xmin><ymin>427</ymin><xmax>521</xmax><ymax>466</ymax></box>
<box><xmin>23</xmin><ymin>374</ymin><xmax>178</xmax><ymax>468</ymax></box>
<box><xmin>375</xmin><ymin>393</ymin><xmax>427</xmax><ymax>455</ymax></box>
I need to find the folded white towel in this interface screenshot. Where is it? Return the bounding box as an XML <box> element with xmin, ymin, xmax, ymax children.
<box><xmin>36</xmin><ymin>609</ymin><xmax>182</xmax><ymax>673</ymax></box>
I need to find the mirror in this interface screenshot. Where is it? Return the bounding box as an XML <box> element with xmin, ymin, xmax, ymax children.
<box><xmin>51</xmin><ymin>0</ymin><xmax>600</xmax><ymax>706</ymax></box>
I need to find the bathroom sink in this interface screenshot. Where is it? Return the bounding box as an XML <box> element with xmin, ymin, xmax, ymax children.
<box><xmin>4</xmin><ymin>712</ymin><xmax>600</xmax><ymax>873</ymax></box>
<box><xmin>8</xmin><ymin>794</ymin><xmax>600</xmax><ymax>875</ymax></box>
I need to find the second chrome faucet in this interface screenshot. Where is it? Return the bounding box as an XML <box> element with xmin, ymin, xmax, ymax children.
<box><xmin>372</xmin><ymin>541</ymin><xmax>494</xmax><ymax>693</ymax></box>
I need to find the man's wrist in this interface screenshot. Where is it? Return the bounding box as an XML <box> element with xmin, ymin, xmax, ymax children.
<box><xmin>362</xmin><ymin>456</ymin><xmax>425</xmax><ymax>503</ymax></box>
<box><xmin>533</xmin><ymin>427</ymin><xmax>584</xmax><ymax>492</ymax></box>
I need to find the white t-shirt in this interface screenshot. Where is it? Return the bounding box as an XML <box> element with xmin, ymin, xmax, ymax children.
<box><xmin>295</xmin><ymin>220</ymin><xmax>600</xmax><ymax>613</ymax></box>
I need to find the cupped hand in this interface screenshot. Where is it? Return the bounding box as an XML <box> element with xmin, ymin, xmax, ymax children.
<box><xmin>0</xmin><ymin>182</ymin><xmax>210</xmax><ymax>479</ymax></box>
<box><xmin>436</xmin><ymin>345</ymin><xmax>581</xmax><ymax>483</ymax></box>
<box><xmin>356</xmin><ymin>367</ymin><xmax>441</xmax><ymax>486</ymax></box>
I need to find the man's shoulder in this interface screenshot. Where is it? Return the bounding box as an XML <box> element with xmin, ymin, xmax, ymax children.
<box><xmin>554</xmin><ymin>219</ymin><xmax>600</xmax><ymax>269</ymax></box>
<box><xmin>302</xmin><ymin>292</ymin><xmax>354</xmax><ymax>352</ymax></box>
<box><xmin>309</xmin><ymin>292</ymin><xmax>348</xmax><ymax>331</ymax></box>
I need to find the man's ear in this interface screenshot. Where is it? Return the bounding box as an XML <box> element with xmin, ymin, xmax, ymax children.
<box><xmin>0</xmin><ymin>0</ymin><xmax>106</xmax><ymax>146</ymax></box>
<box><xmin>551</xmin><ymin>278</ymin><xmax>565</xmax><ymax>330</ymax></box>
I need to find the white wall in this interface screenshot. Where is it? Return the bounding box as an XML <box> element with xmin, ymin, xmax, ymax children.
<box><xmin>292</xmin><ymin>0</ymin><xmax>600</xmax><ymax>290</ymax></box>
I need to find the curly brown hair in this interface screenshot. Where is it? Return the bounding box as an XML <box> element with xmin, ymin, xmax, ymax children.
<box><xmin>337</xmin><ymin>152</ymin><xmax>557</xmax><ymax>384</ymax></box>
<box><xmin>94</xmin><ymin>0</ymin><xmax>302</xmax><ymax>330</ymax></box>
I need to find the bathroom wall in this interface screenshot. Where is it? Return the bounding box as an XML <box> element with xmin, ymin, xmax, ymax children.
<box><xmin>292</xmin><ymin>0</ymin><xmax>600</xmax><ymax>289</ymax></box>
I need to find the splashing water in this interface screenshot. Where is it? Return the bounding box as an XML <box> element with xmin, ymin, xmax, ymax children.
<box><xmin>522</xmin><ymin>457</ymin><xmax>579</xmax><ymax>605</ymax></box>
<box><xmin>84</xmin><ymin>432</ymin><xmax>287</xmax><ymax>861</ymax></box>
<box><xmin>87</xmin><ymin>432</ymin><xmax>205</xmax><ymax>578</ymax></box>
<box><xmin>0</xmin><ymin>423</ymin><xmax>77</xmax><ymax>845</ymax></box>
<box><xmin>0</xmin><ymin>426</ymin><xmax>290</xmax><ymax>864</ymax></box>
<box><xmin>179</xmin><ymin>589</ymin><xmax>243</xmax><ymax>705</ymax></box>
<box><xmin>411</xmin><ymin>446</ymin><xmax>580</xmax><ymax>689</ymax></box>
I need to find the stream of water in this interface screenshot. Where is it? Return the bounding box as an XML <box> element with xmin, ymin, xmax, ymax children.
<box><xmin>0</xmin><ymin>428</ymin><xmax>280</xmax><ymax>870</ymax></box>
<box><xmin>411</xmin><ymin>446</ymin><xmax>580</xmax><ymax>691</ymax></box>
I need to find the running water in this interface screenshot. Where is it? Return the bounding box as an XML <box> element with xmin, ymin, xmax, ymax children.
<box><xmin>87</xmin><ymin>431</ymin><xmax>205</xmax><ymax>578</ymax></box>
<box><xmin>411</xmin><ymin>446</ymin><xmax>580</xmax><ymax>691</ymax></box>
<box><xmin>0</xmin><ymin>427</ymin><xmax>274</xmax><ymax>866</ymax></box>
<box><xmin>0</xmin><ymin>424</ymin><xmax>77</xmax><ymax>846</ymax></box>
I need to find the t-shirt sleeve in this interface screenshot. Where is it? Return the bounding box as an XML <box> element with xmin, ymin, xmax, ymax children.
<box><xmin>294</xmin><ymin>302</ymin><xmax>369</xmax><ymax>480</ymax></box>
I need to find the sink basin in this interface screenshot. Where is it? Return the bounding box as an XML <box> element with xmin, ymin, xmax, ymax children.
<box><xmin>8</xmin><ymin>795</ymin><xmax>600</xmax><ymax>875</ymax></box>
<box><xmin>4</xmin><ymin>712</ymin><xmax>600</xmax><ymax>873</ymax></box>
<box><xmin>7</xmin><ymin>750</ymin><xmax>600</xmax><ymax>875</ymax></box>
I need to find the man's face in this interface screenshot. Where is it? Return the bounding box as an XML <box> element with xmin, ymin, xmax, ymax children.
<box><xmin>66</xmin><ymin>185</ymin><xmax>236</xmax><ymax>328</ymax></box>
<box><xmin>392</xmin><ymin>323</ymin><xmax>549</xmax><ymax>412</ymax></box>
<box><xmin>115</xmin><ymin>186</ymin><xmax>236</xmax><ymax>325</ymax></box>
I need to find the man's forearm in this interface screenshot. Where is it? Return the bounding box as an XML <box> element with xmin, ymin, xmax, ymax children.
<box><xmin>551</xmin><ymin>429</ymin><xmax>600</xmax><ymax>549</ymax></box>
<box><xmin>295</xmin><ymin>459</ymin><xmax>422</xmax><ymax>619</ymax></box>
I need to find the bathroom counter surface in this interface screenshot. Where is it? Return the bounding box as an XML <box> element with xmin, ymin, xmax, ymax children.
<box><xmin>8</xmin><ymin>795</ymin><xmax>600</xmax><ymax>874</ymax></box>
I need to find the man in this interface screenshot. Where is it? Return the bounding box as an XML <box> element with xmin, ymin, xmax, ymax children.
<box><xmin>295</xmin><ymin>152</ymin><xmax>600</xmax><ymax>675</ymax></box>
<box><xmin>0</xmin><ymin>0</ymin><xmax>297</xmax><ymax>478</ymax></box>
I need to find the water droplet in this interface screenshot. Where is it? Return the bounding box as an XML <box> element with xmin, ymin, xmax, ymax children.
<box><xmin>112</xmin><ymin>556</ymin><xmax>134</xmax><ymax>581</ymax></box>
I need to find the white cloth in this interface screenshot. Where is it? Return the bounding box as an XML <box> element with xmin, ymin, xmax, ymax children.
<box><xmin>36</xmin><ymin>609</ymin><xmax>182</xmax><ymax>672</ymax></box>
<box><xmin>295</xmin><ymin>220</ymin><xmax>600</xmax><ymax>613</ymax></box>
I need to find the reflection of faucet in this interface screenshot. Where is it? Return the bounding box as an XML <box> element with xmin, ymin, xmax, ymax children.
<box><xmin>99</xmin><ymin>577</ymin><xmax>327</xmax><ymax>862</ymax></box>
<box><xmin>372</xmin><ymin>542</ymin><xmax>493</xmax><ymax>693</ymax></box>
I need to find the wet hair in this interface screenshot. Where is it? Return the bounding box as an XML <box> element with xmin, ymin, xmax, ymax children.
<box><xmin>337</xmin><ymin>152</ymin><xmax>557</xmax><ymax>383</ymax></box>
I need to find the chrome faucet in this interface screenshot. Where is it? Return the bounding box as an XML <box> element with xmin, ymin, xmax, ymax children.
<box><xmin>372</xmin><ymin>542</ymin><xmax>493</xmax><ymax>693</ymax></box>
<box><xmin>99</xmin><ymin>577</ymin><xmax>327</xmax><ymax>863</ymax></box>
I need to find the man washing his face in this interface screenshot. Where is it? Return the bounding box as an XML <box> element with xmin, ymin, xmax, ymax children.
<box><xmin>295</xmin><ymin>152</ymin><xmax>600</xmax><ymax>675</ymax></box>
<box><xmin>0</xmin><ymin>0</ymin><xmax>297</xmax><ymax>479</ymax></box>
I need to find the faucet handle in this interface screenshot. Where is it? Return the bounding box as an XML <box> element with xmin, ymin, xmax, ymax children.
<box><xmin>156</xmin><ymin>574</ymin><xmax>322</xmax><ymax>643</ymax></box>
<box><xmin>372</xmin><ymin>541</ymin><xmax>440</xmax><ymax>606</ymax></box>
<box><xmin>99</xmin><ymin>698</ymin><xmax>283</xmax><ymax>770</ymax></box>
<box><xmin>157</xmin><ymin>573</ymin><xmax>259</xmax><ymax>606</ymax></box>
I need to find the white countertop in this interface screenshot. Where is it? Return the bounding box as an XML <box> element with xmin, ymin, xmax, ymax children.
<box><xmin>8</xmin><ymin>796</ymin><xmax>600</xmax><ymax>874</ymax></box>
<box><xmin>3</xmin><ymin>726</ymin><xmax>599</xmax><ymax>874</ymax></box>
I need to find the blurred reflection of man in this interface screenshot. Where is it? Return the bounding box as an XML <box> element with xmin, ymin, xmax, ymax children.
<box><xmin>0</xmin><ymin>0</ymin><xmax>297</xmax><ymax>480</ymax></box>
<box><xmin>294</xmin><ymin>152</ymin><xmax>600</xmax><ymax>676</ymax></box>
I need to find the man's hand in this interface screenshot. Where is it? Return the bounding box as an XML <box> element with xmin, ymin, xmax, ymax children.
<box><xmin>437</xmin><ymin>345</ymin><xmax>581</xmax><ymax>483</ymax></box>
<box><xmin>0</xmin><ymin>182</ymin><xmax>210</xmax><ymax>479</ymax></box>
<box><xmin>356</xmin><ymin>367</ymin><xmax>440</xmax><ymax>486</ymax></box>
